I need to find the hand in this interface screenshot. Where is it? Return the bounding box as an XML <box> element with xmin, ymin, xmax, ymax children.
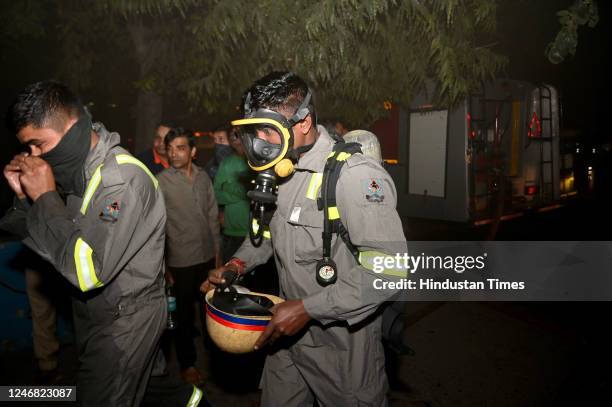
<box><xmin>3</xmin><ymin>153</ymin><xmax>28</xmax><ymax>200</ymax></box>
<box><xmin>18</xmin><ymin>156</ymin><xmax>56</xmax><ymax>201</ymax></box>
<box><xmin>199</xmin><ymin>262</ymin><xmax>240</xmax><ymax>293</ymax></box>
<box><xmin>254</xmin><ymin>300</ymin><xmax>311</xmax><ymax>350</ymax></box>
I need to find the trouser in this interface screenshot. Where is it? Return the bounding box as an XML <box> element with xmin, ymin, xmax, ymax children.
<box><xmin>169</xmin><ymin>260</ymin><xmax>214</xmax><ymax>371</ymax></box>
<box><xmin>260</xmin><ymin>336</ymin><xmax>388</xmax><ymax>407</ymax></box>
<box><xmin>142</xmin><ymin>351</ymin><xmax>209</xmax><ymax>407</ymax></box>
<box><xmin>25</xmin><ymin>268</ymin><xmax>59</xmax><ymax>371</ymax></box>
<box><xmin>221</xmin><ymin>234</ymin><xmax>245</xmax><ymax>264</ymax></box>
<box><xmin>73</xmin><ymin>294</ymin><xmax>206</xmax><ymax>407</ymax></box>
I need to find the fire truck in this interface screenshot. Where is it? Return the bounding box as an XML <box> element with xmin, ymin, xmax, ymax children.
<box><xmin>371</xmin><ymin>79</ymin><xmax>575</xmax><ymax>224</ymax></box>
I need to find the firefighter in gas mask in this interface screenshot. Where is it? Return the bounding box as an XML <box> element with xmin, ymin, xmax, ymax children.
<box><xmin>201</xmin><ymin>71</ymin><xmax>408</xmax><ymax>406</ymax></box>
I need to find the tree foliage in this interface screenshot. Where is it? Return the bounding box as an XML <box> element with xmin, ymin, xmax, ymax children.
<box><xmin>3</xmin><ymin>1</ymin><xmax>601</xmax><ymax>127</ymax></box>
<box><xmin>0</xmin><ymin>0</ymin><xmax>508</xmax><ymax>128</ymax></box>
<box><xmin>545</xmin><ymin>0</ymin><xmax>599</xmax><ymax>64</ymax></box>
<box><xmin>83</xmin><ymin>0</ymin><xmax>507</xmax><ymax>126</ymax></box>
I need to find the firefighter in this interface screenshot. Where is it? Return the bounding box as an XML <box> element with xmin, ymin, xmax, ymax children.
<box><xmin>2</xmin><ymin>81</ymin><xmax>204</xmax><ymax>406</ymax></box>
<box><xmin>202</xmin><ymin>72</ymin><xmax>408</xmax><ymax>406</ymax></box>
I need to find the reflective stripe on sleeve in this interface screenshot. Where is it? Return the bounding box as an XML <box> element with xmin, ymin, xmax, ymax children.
<box><xmin>115</xmin><ymin>154</ymin><xmax>159</xmax><ymax>189</ymax></box>
<box><xmin>80</xmin><ymin>154</ymin><xmax>157</xmax><ymax>215</ymax></box>
<box><xmin>358</xmin><ymin>250</ymin><xmax>408</xmax><ymax>278</ymax></box>
<box><xmin>187</xmin><ymin>385</ymin><xmax>203</xmax><ymax>407</ymax></box>
<box><xmin>74</xmin><ymin>238</ymin><xmax>103</xmax><ymax>292</ymax></box>
<box><xmin>80</xmin><ymin>165</ymin><xmax>103</xmax><ymax>214</ymax></box>
<box><xmin>305</xmin><ymin>173</ymin><xmax>323</xmax><ymax>200</ymax></box>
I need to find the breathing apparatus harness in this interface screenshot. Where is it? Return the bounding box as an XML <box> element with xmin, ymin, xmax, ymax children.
<box><xmin>315</xmin><ymin>136</ymin><xmax>363</xmax><ymax>286</ymax></box>
<box><xmin>318</xmin><ymin>135</ymin><xmax>413</xmax><ymax>355</ymax></box>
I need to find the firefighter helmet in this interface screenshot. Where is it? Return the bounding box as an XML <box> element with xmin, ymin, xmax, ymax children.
<box><xmin>204</xmin><ymin>287</ymin><xmax>283</xmax><ymax>354</ymax></box>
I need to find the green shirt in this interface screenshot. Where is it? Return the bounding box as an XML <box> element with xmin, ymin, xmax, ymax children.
<box><xmin>213</xmin><ymin>155</ymin><xmax>250</xmax><ymax>237</ymax></box>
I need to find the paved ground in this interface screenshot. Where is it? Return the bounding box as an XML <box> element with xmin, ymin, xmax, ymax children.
<box><xmin>4</xmin><ymin>300</ymin><xmax>611</xmax><ymax>406</ymax></box>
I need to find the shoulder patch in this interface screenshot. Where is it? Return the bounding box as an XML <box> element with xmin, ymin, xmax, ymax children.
<box><xmin>99</xmin><ymin>198</ymin><xmax>122</xmax><ymax>222</ymax></box>
<box><xmin>362</xmin><ymin>178</ymin><xmax>385</xmax><ymax>203</ymax></box>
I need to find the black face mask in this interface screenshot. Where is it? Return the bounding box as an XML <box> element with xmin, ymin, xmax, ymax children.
<box><xmin>214</xmin><ymin>143</ymin><xmax>233</xmax><ymax>162</ymax></box>
<box><xmin>41</xmin><ymin>115</ymin><xmax>92</xmax><ymax>197</ymax></box>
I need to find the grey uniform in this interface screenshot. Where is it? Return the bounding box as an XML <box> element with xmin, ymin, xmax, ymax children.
<box><xmin>235</xmin><ymin>127</ymin><xmax>408</xmax><ymax>406</ymax></box>
<box><xmin>3</xmin><ymin>124</ymin><xmax>171</xmax><ymax>406</ymax></box>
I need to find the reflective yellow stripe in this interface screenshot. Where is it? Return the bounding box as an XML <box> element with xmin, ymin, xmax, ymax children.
<box><xmin>359</xmin><ymin>251</ymin><xmax>408</xmax><ymax>278</ymax></box>
<box><xmin>187</xmin><ymin>385</ymin><xmax>203</xmax><ymax>407</ymax></box>
<box><xmin>336</xmin><ymin>152</ymin><xmax>352</xmax><ymax>161</ymax></box>
<box><xmin>74</xmin><ymin>238</ymin><xmax>103</xmax><ymax>292</ymax></box>
<box><xmin>305</xmin><ymin>173</ymin><xmax>323</xmax><ymax>200</ymax></box>
<box><xmin>328</xmin><ymin>206</ymin><xmax>340</xmax><ymax>220</ymax></box>
<box><xmin>327</xmin><ymin>151</ymin><xmax>336</xmax><ymax>159</ymax></box>
<box><xmin>80</xmin><ymin>165</ymin><xmax>103</xmax><ymax>214</ymax></box>
<box><xmin>115</xmin><ymin>154</ymin><xmax>158</xmax><ymax>189</ymax></box>
<box><xmin>251</xmin><ymin>219</ymin><xmax>271</xmax><ymax>239</ymax></box>
<box><xmin>80</xmin><ymin>154</ymin><xmax>157</xmax><ymax>215</ymax></box>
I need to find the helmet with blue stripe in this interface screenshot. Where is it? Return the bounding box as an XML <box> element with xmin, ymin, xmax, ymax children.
<box><xmin>205</xmin><ymin>287</ymin><xmax>284</xmax><ymax>353</ymax></box>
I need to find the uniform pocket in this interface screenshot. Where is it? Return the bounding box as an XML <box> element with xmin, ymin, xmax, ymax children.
<box><xmin>287</xmin><ymin>203</ymin><xmax>323</xmax><ymax>265</ymax></box>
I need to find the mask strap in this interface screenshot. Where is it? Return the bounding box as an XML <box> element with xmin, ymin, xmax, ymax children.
<box><xmin>244</xmin><ymin>92</ymin><xmax>253</xmax><ymax>116</ymax></box>
<box><xmin>288</xmin><ymin>91</ymin><xmax>312</xmax><ymax>126</ymax></box>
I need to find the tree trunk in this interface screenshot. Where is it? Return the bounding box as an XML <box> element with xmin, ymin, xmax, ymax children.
<box><xmin>132</xmin><ymin>89</ymin><xmax>162</xmax><ymax>154</ymax></box>
<box><xmin>127</xmin><ymin>17</ymin><xmax>162</xmax><ymax>155</ymax></box>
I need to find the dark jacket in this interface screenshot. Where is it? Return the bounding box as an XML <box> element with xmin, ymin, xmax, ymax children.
<box><xmin>2</xmin><ymin>123</ymin><xmax>167</xmax><ymax>321</ymax></box>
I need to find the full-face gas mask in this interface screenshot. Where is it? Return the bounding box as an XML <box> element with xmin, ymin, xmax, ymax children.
<box><xmin>231</xmin><ymin>89</ymin><xmax>315</xmax><ymax>246</ymax></box>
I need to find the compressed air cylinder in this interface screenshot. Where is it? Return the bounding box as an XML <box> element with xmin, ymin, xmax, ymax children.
<box><xmin>343</xmin><ymin>130</ymin><xmax>383</xmax><ymax>164</ymax></box>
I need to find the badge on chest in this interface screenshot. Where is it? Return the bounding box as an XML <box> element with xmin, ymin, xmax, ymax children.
<box><xmin>290</xmin><ymin>206</ymin><xmax>301</xmax><ymax>223</ymax></box>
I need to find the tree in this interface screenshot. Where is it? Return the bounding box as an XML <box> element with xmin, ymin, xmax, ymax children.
<box><xmin>69</xmin><ymin>0</ymin><xmax>506</xmax><ymax>145</ymax></box>
<box><xmin>3</xmin><ymin>0</ymin><xmax>508</xmax><ymax>149</ymax></box>
<box><xmin>177</xmin><ymin>0</ymin><xmax>507</xmax><ymax>126</ymax></box>
<box><xmin>545</xmin><ymin>0</ymin><xmax>599</xmax><ymax>64</ymax></box>
<box><xmin>54</xmin><ymin>1</ymin><xmax>197</xmax><ymax>152</ymax></box>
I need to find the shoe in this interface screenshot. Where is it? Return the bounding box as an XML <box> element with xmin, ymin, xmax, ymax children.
<box><xmin>180</xmin><ymin>366</ymin><xmax>204</xmax><ymax>386</ymax></box>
